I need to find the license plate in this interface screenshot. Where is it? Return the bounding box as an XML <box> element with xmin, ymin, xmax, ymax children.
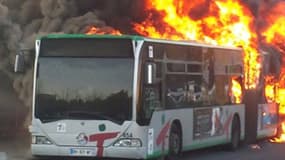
<box><xmin>70</xmin><ymin>148</ymin><xmax>96</xmax><ymax>156</ymax></box>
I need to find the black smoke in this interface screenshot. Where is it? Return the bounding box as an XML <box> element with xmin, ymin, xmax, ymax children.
<box><xmin>0</xmin><ymin>0</ymin><xmax>143</xmax><ymax>128</ymax></box>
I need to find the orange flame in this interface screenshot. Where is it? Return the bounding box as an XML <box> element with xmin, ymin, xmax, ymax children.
<box><xmin>265</xmin><ymin>84</ymin><xmax>275</xmax><ymax>102</ymax></box>
<box><xmin>262</xmin><ymin>2</ymin><xmax>285</xmax><ymax>47</ymax></box>
<box><xmin>84</xmin><ymin>0</ymin><xmax>285</xmax><ymax>142</ymax></box>
<box><xmin>275</xmin><ymin>70</ymin><xmax>285</xmax><ymax>115</ymax></box>
<box><xmin>270</xmin><ymin>122</ymin><xmax>285</xmax><ymax>143</ymax></box>
<box><xmin>265</xmin><ymin>76</ymin><xmax>276</xmax><ymax>103</ymax></box>
<box><xmin>272</xmin><ymin>86</ymin><xmax>285</xmax><ymax>142</ymax></box>
<box><xmin>134</xmin><ymin>0</ymin><xmax>285</xmax><ymax>143</ymax></box>
<box><xmin>261</xmin><ymin>2</ymin><xmax>285</xmax><ymax>143</ymax></box>
<box><xmin>231</xmin><ymin>79</ymin><xmax>242</xmax><ymax>104</ymax></box>
<box><xmin>134</xmin><ymin>0</ymin><xmax>261</xmax><ymax>89</ymax></box>
<box><xmin>267</xmin><ymin>73</ymin><xmax>285</xmax><ymax>142</ymax></box>
<box><xmin>278</xmin><ymin>89</ymin><xmax>285</xmax><ymax>115</ymax></box>
<box><xmin>86</xmin><ymin>26</ymin><xmax>122</xmax><ymax>35</ymax></box>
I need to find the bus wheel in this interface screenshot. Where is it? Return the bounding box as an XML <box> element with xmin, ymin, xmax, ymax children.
<box><xmin>166</xmin><ymin>123</ymin><xmax>182</xmax><ymax>159</ymax></box>
<box><xmin>229</xmin><ymin>115</ymin><xmax>240</xmax><ymax>151</ymax></box>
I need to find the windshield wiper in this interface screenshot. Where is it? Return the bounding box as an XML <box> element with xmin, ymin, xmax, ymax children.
<box><xmin>40</xmin><ymin>111</ymin><xmax>124</xmax><ymax>124</ymax></box>
<box><xmin>40</xmin><ymin>115</ymin><xmax>70</xmax><ymax>123</ymax></box>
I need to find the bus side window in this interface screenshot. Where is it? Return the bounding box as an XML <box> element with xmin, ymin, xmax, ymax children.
<box><xmin>142</xmin><ymin>62</ymin><xmax>162</xmax><ymax>119</ymax></box>
<box><xmin>143</xmin><ymin>87</ymin><xmax>161</xmax><ymax>118</ymax></box>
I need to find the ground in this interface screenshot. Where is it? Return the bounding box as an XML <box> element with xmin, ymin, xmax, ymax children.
<box><xmin>0</xmin><ymin>133</ymin><xmax>31</xmax><ymax>160</ymax></box>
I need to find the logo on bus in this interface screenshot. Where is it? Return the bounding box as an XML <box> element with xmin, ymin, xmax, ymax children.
<box><xmin>76</xmin><ymin>133</ymin><xmax>88</xmax><ymax>145</ymax></box>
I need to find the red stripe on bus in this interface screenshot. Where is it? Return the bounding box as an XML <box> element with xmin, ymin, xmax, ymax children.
<box><xmin>89</xmin><ymin>132</ymin><xmax>119</xmax><ymax>157</ymax></box>
<box><xmin>156</xmin><ymin>121</ymin><xmax>171</xmax><ymax>146</ymax></box>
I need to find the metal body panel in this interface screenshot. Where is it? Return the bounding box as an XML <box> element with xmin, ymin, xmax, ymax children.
<box><xmin>146</xmin><ymin>104</ymin><xmax>245</xmax><ymax>158</ymax></box>
<box><xmin>257</xmin><ymin>103</ymin><xmax>278</xmax><ymax>138</ymax></box>
<box><xmin>31</xmin><ymin>120</ymin><xmax>148</xmax><ymax>159</ymax></box>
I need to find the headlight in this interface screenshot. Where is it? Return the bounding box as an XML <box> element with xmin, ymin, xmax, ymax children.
<box><xmin>32</xmin><ymin>136</ymin><xmax>53</xmax><ymax>145</ymax></box>
<box><xmin>113</xmin><ymin>138</ymin><xmax>142</xmax><ymax>147</ymax></box>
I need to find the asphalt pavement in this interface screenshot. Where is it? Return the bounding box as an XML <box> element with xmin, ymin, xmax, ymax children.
<box><xmin>0</xmin><ymin>133</ymin><xmax>31</xmax><ymax>160</ymax></box>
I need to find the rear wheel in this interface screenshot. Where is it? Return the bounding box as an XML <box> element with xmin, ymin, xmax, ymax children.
<box><xmin>229</xmin><ymin>116</ymin><xmax>240</xmax><ymax>151</ymax></box>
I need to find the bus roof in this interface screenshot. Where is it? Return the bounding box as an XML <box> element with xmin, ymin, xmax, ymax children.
<box><xmin>39</xmin><ymin>34</ymin><xmax>242</xmax><ymax>51</ymax></box>
<box><xmin>39</xmin><ymin>34</ymin><xmax>144</xmax><ymax>41</ymax></box>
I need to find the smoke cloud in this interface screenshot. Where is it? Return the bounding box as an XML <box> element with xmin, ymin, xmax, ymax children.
<box><xmin>0</xmin><ymin>0</ymin><xmax>142</xmax><ymax>128</ymax></box>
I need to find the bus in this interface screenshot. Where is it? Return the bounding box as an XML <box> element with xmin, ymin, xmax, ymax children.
<box><xmin>14</xmin><ymin>34</ymin><xmax>278</xmax><ymax>159</ymax></box>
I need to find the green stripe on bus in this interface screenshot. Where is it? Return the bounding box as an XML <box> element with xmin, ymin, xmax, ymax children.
<box><xmin>183</xmin><ymin>139</ymin><xmax>229</xmax><ymax>151</ymax></box>
<box><xmin>183</xmin><ymin>134</ymin><xmax>246</xmax><ymax>151</ymax></box>
<box><xmin>146</xmin><ymin>150</ymin><xmax>169</xmax><ymax>159</ymax></box>
<box><xmin>146</xmin><ymin>136</ymin><xmax>246</xmax><ymax>159</ymax></box>
<box><xmin>38</xmin><ymin>34</ymin><xmax>144</xmax><ymax>40</ymax></box>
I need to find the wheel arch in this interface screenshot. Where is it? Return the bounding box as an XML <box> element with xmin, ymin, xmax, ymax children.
<box><xmin>232</xmin><ymin>113</ymin><xmax>241</xmax><ymax>130</ymax></box>
<box><xmin>229</xmin><ymin>113</ymin><xmax>241</xmax><ymax>151</ymax></box>
<box><xmin>232</xmin><ymin>113</ymin><xmax>241</xmax><ymax>136</ymax></box>
<box><xmin>171</xmin><ymin>119</ymin><xmax>183</xmax><ymax>146</ymax></box>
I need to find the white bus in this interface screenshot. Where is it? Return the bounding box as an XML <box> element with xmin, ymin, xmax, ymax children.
<box><xmin>14</xmin><ymin>34</ymin><xmax>278</xmax><ymax>159</ymax></box>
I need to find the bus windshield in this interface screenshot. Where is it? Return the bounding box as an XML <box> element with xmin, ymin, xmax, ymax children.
<box><xmin>35</xmin><ymin>57</ymin><xmax>134</xmax><ymax>124</ymax></box>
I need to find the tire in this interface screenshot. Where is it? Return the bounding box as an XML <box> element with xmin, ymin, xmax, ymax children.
<box><xmin>229</xmin><ymin>116</ymin><xmax>241</xmax><ymax>151</ymax></box>
<box><xmin>166</xmin><ymin>123</ymin><xmax>182</xmax><ymax>160</ymax></box>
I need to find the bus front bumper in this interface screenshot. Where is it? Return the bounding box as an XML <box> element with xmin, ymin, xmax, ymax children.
<box><xmin>31</xmin><ymin>144</ymin><xmax>147</xmax><ymax>159</ymax></box>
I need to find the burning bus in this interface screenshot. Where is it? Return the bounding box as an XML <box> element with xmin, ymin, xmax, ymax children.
<box><xmin>14</xmin><ymin>34</ymin><xmax>278</xmax><ymax>159</ymax></box>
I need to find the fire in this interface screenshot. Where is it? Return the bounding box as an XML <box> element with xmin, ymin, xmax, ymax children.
<box><xmin>267</xmin><ymin>71</ymin><xmax>285</xmax><ymax>142</ymax></box>
<box><xmin>261</xmin><ymin>2</ymin><xmax>285</xmax><ymax>143</ymax></box>
<box><xmin>265</xmin><ymin>84</ymin><xmax>275</xmax><ymax>102</ymax></box>
<box><xmin>275</xmin><ymin>69</ymin><xmax>285</xmax><ymax>115</ymax></box>
<box><xmin>265</xmin><ymin>76</ymin><xmax>276</xmax><ymax>103</ymax></box>
<box><xmin>262</xmin><ymin>1</ymin><xmax>285</xmax><ymax>113</ymax></box>
<box><xmin>134</xmin><ymin>0</ymin><xmax>285</xmax><ymax>143</ymax></box>
<box><xmin>134</xmin><ymin>0</ymin><xmax>261</xmax><ymax>89</ymax></box>
<box><xmin>270</xmin><ymin>123</ymin><xmax>285</xmax><ymax>143</ymax></box>
<box><xmin>261</xmin><ymin>2</ymin><xmax>285</xmax><ymax>47</ymax></box>
<box><xmin>85</xmin><ymin>0</ymin><xmax>285</xmax><ymax>142</ymax></box>
<box><xmin>231</xmin><ymin>79</ymin><xmax>242</xmax><ymax>104</ymax></box>
<box><xmin>278</xmin><ymin>89</ymin><xmax>285</xmax><ymax>114</ymax></box>
<box><xmin>263</xmin><ymin>16</ymin><xmax>285</xmax><ymax>45</ymax></box>
<box><xmin>86</xmin><ymin>26</ymin><xmax>122</xmax><ymax>35</ymax></box>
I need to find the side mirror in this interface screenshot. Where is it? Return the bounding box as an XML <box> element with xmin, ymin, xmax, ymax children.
<box><xmin>145</xmin><ymin>62</ymin><xmax>157</xmax><ymax>85</ymax></box>
<box><xmin>14</xmin><ymin>53</ymin><xmax>25</xmax><ymax>73</ymax></box>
